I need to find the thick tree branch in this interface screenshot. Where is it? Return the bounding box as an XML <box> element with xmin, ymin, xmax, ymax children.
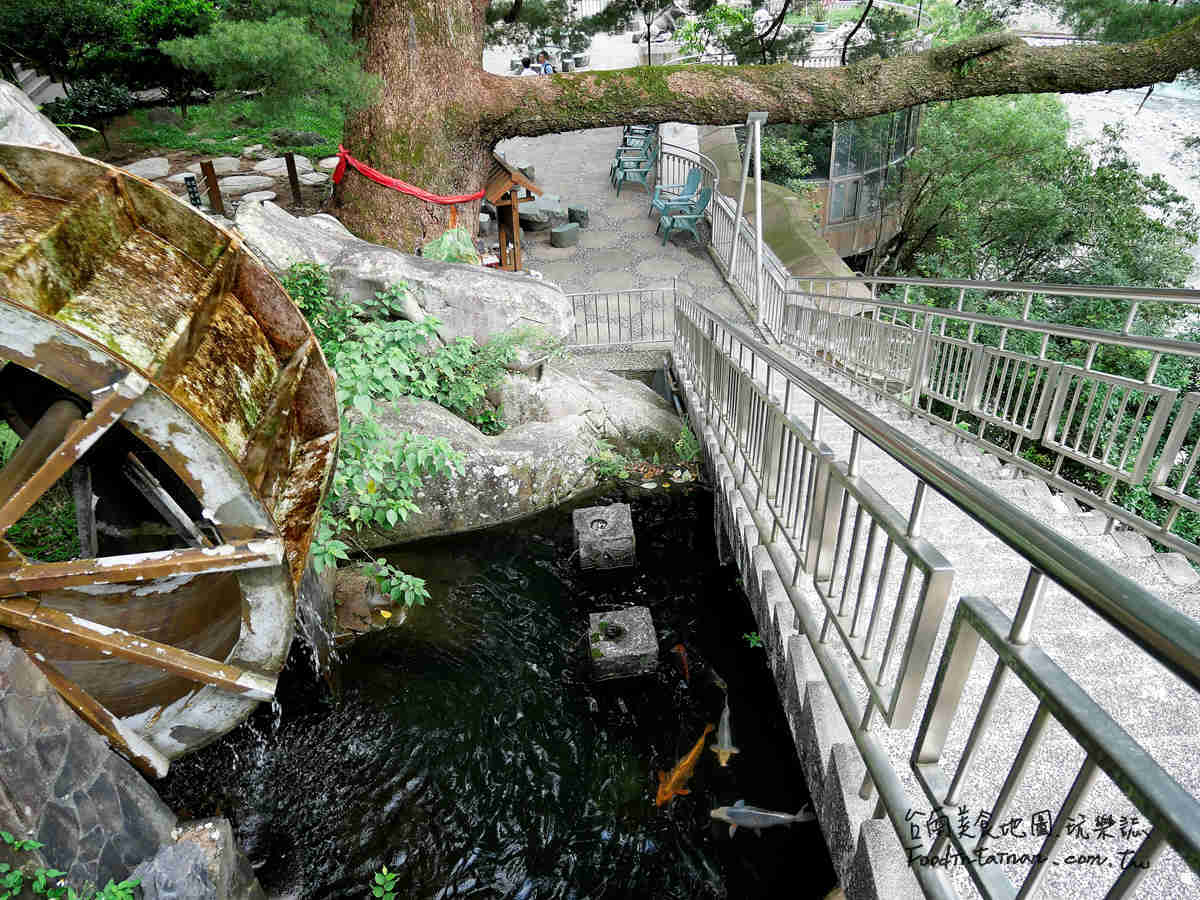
<box><xmin>476</xmin><ymin>16</ymin><xmax>1200</xmax><ymax>142</ymax></box>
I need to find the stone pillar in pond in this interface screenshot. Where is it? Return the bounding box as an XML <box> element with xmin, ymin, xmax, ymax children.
<box><xmin>573</xmin><ymin>503</ymin><xmax>636</xmax><ymax>570</ymax></box>
<box><xmin>588</xmin><ymin>607</ymin><xmax>657</xmax><ymax>680</ymax></box>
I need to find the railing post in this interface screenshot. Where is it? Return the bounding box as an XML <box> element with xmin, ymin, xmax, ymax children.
<box><xmin>804</xmin><ymin>446</ymin><xmax>842</xmax><ymax>583</ymax></box>
<box><xmin>908</xmin><ymin>313</ymin><xmax>933</xmax><ymax>409</ymax></box>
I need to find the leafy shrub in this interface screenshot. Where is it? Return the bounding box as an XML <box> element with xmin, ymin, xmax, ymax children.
<box><xmin>284</xmin><ymin>262</ymin><xmax>541</xmax><ymax>607</ymax></box>
<box><xmin>674</xmin><ymin>424</ymin><xmax>700</xmax><ymax>463</ymax></box>
<box><xmin>41</xmin><ymin>78</ymin><xmax>135</xmax><ymax>149</ymax></box>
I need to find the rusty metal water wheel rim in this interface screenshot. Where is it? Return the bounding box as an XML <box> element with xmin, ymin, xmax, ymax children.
<box><xmin>0</xmin><ymin>143</ymin><xmax>338</xmax><ymax>775</ymax></box>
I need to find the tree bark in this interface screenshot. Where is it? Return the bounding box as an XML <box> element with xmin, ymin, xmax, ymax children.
<box><xmin>336</xmin><ymin>0</ymin><xmax>1200</xmax><ymax>250</ymax></box>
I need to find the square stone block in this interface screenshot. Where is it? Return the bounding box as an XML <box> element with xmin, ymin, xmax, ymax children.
<box><xmin>588</xmin><ymin>606</ymin><xmax>657</xmax><ymax>681</ymax></box>
<box><xmin>573</xmin><ymin>503</ymin><xmax>636</xmax><ymax>570</ymax></box>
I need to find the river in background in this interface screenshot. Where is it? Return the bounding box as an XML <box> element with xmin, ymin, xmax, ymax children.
<box><xmin>158</xmin><ymin>484</ymin><xmax>837</xmax><ymax>899</ymax></box>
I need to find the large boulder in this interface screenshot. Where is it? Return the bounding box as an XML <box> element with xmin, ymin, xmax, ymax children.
<box><xmin>234</xmin><ymin>199</ymin><xmax>575</xmax><ymax>345</ymax></box>
<box><xmin>0</xmin><ymin>80</ymin><xmax>78</xmax><ymax>154</ymax></box>
<box><xmin>346</xmin><ymin>397</ymin><xmax>598</xmax><ymax>547</ymax></box>
<box><xmin>343</xmin><ymin>363</ymin><xmax>682</xmax><ymax>547</ymax></box>
<box><xmin>498</xmin><ymin>362</ymin><xmax>681</xmax><ymax>458</ymax></box>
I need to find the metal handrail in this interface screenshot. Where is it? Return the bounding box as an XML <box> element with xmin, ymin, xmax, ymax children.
<box><xmin>778</xmin><ymin>274</ymin><xmax>1200</xmax><ymax>564</ymax></box>
<box><xmin>791</xmin><ymin>286</ymin><xmax>1200</xmax><ymax>358</ymax></box>
<box><xmin>788</xmin><ymin>273</ymin><xmax>1200</xmax><ymax>307</ymax></box>
<box><xmin>684</xmin><ymin>295</ymin><xmax>1200</xmax><ymax>692</ymax></box>
<box><xmin>565</xmin><ymin>286</ymin><xmax>675</xmax><ymax>349</ymax></box>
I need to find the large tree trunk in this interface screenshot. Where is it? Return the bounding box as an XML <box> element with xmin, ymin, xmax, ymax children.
<box><xmin>334</xmin><ymin>1</ymin><xmax>1200</xmax><ymax>250</ymax></box>
<box><xmin>333</xmin><ymin>0</ymin><xmax>495</xmax><ymax>250</ymax></box>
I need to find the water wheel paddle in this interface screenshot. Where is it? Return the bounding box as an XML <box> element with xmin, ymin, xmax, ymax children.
<box><xmin>0</xmin><ymin>143</ymin><xmax>338</xmax><ymax>776</ymax></box>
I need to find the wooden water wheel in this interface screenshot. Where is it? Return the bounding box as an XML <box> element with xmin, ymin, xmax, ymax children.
<box><xmin>0</xmin><ymin>143</ymin><xmax>338</xmax><ymax>776</ymax></box>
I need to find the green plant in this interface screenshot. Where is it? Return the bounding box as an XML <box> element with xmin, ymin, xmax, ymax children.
<box><xmin>743</xmin><ymin>631</ymin><xmax>763</xmax><ymax>648</ymax></box>
<box><xmin>674</xmin><ymin>424</ymin><xmax>700</xmax><ymax>463</ymax></box>
<box><xmin>285</xmin><ymin>263</ymin><xmax>543</xmax><ymax>609</ymax></box>
<box><xmin>812</xmin><ymin>4</ymin><xmax>828</xmax><ymax>24</ymax></box>
<box><xmin>40</xmin><ymin>77</ymin><xmax>136</xmax><ymax>150</ymax></box>
<box><xmin>370</xmin><ymin>865</ymin><xmax>398</xmax><ymax>899</ymax></box>
<box><xmin>0</xmin><ymin>831</ymin><xmax>138</xmax><ymax>899</ymax></box>
<box><xmin>586</xmin><ymin>440</ymin><xmax>631</xmax><ymax>481</ymax></box>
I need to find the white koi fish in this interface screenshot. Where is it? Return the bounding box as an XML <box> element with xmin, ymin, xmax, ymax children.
<box><xmin>710</xmin><ymin>799</ymin><xmax>815</xmax><ymax>837</ymax></box>
<box><xmin>709</xmin><ymin>701</ymin><xmax>739</xmax><ymax>767</ymax></box>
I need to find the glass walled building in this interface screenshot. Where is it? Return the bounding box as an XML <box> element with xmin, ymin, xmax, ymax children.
<box><xmin>796</xmin><ymin>106</ymin><xmax>922</xmax><ymax>258</ymax></box>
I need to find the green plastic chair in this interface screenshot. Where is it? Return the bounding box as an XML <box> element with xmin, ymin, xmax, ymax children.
<box><xmin>649</xmin><ymin>168</ymin><xmax>702</xmax><ymax>218</ymax></box>
<box><xmin>657</xmin><ymin>186</ymin><xmax>712</xmax><ymax>245</ymax></box>
<box><xmin>610</xmin><ymin>134</ymin><xmax>659</xmax><ymax>186</ymax></box>
<box><xmin>614</xmin><ymin>143</ymin><xmax>659</xmax><ymax>197</ymax></box>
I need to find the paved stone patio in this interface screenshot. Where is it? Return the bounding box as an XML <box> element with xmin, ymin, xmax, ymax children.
<box><xmin>496</xmin><ymin>125</ymin><xmax>753</xmax><ymax>333</ymax></box>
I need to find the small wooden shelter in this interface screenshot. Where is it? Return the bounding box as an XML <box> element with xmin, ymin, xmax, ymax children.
<box><xmin>484</xmin><ymin>152</ymin><xmax>544</xmax><ymax>271</ymax></box>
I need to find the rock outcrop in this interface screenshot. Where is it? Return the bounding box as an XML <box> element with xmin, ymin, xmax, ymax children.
<box><xmin>343</xmin><ymin>363</ymin><xmax>681</xmax><ymax>547</ymax></box>
<box><xmin>0</xmin><ymin>80</ymin><xmax>79</xmax><ymax>154</ymax></box>
<box><xmin>0</xmin><ymin>636</ymin><xmax>175</xmax><ymax>890</ymax></box>
<box><xmin>234</xmin><ymin>199</ymin><xmax>575</xmax><ymax>345</ymax></box>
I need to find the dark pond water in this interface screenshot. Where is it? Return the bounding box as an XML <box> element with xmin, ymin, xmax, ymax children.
<box><xmin>159</xmin><ymin>484</ymin><xmax>836</xmax><ymax>899</ymax></box>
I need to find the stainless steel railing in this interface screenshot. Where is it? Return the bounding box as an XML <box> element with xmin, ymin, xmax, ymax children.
<box><xmin>566</xmin><ymin>286</ymin><xmax>675</xmax><ymax>348</ymax></box>
<box><xmin>672</xmin><ymin>293</ymin><xmax>1200</xmax><ymax>898</ymax></box>
<box><xmin>657</xmin><ymin>141</ymin><xmax>720</xmax><ymax>216</ymax></box>
<box><xmin>780</xmin><ymin>275</ymin><xmax>1200</xmax><ymax>564</ymax></box>
<box><xmin>709</xmin><ymin>190</ymin><xmax>795</xmax><ymax>336</ymax></box>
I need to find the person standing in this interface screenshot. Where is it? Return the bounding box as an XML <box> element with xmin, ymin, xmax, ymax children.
<box><xmin>519</xmin><ymin>57</ymin><xmax>538</xmax><ymax>76</ymax></box>
<box><xmin>536</xmin><ymin>51</ymin><xmax>555</xmax><ymax>74</ymax></box>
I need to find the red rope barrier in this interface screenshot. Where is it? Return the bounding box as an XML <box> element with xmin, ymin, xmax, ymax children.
<box><xmin>332</xmin><ymin>145</ymin><xmax>485</xmax><ymax>205</ymax></box>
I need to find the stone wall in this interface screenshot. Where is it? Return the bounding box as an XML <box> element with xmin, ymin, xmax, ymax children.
<box><xmin>0</xmin><ymin>635</ymin><xmax>176</xmax><ymax>890</ymax></box>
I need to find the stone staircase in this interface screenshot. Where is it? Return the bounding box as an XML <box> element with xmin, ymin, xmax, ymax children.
<box><xmin>758</xmin><ymin>341</ymin><xmax>1200</xmax><ymax>898</ymax></box>
<box><xmin>11</xmin><ymin>62</ymin><xmax>64</xmax><ymax>105</ymax></box>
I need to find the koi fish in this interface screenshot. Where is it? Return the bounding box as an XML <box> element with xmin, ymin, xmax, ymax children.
<box><xmin>710</xmin><ymin>799</ymin><xmax>815</xmax><ymax>837</ymax></box>
<box><xmin>709</xmin><ymin>701</ymin><xmax>739</xmax><ymax>767</ymax></box>
<box><xmin>670</xmin><ymin>643</ymin><xmax>690</xmax><ymax>683</ymax></box>
<box><xmin>655</xmin><ymin>723</ymin><xmax>714</xmax><ymax>807</ymax></box>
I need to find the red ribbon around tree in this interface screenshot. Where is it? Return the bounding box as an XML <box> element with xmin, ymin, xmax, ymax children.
<box><xmin>332</xmin><ymin>145</ymin><xmax>485</xmax><ymax>205</ymax></box>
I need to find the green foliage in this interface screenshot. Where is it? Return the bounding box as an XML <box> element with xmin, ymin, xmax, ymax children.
<box><xmin>1055</xmin><ymin>0</ymin><xmax>1199</xmax><ymax>45</ymax></box>
<box><xmin>0</xmin><ymin>426</ymin><xmax>79</xmax><ymax>563</ymax></box>
<box><xmin>878</xmin><ymin>96</ymin><xmax>1199</xmax><ymax>291</ymax></box>
<box><xmin>0</xmin><ymin>831</ymin><xmax>137</xmax><ymax>899</ymax></box>
<box><xmin>6</xmin><ymin>480</ymin><xmax>80</xmax><ymax>563</ymax></box>
<box><xmin>743</xmin><ymin>631</ymin><xmax>763</xmax><ymax>648</ymax></box>
<box><xmin>160</xmin><ymin>0</ymin><xmax>378</xmax><ymax>116</ymax></box>
<box><xmin>370</xmin><ymin>866</ymin><xmax>398</xmax><ymax>900</ymax></box>
<box><xmin>422</xmin><ymin>226</ymin><xmax>481</xmax><ymax>266</ymax></box>
<box><xmin>119</xmin><ymin>96</ymin><xmax>342</xmax><ymax>160</ymax></box>
<box><xmin>121</xmin><ymin>0</ymin><xmax>219</xmax><ymax>111</ymax></box>
<box><xmin>676</xmin><ymin>2</ymin><xmax>812</xmax><ymax>64</ymax></box>
<box><xmin>40</xmin><ymin>78</ymin><xmax>136</xmax><ymax>149</ymax></box>
<box><xmin>674</xmin><ymin>424</ymin><xmax>700</xmax><ymax>463</ymax></box>
<box><xmin>0</xmin><ymin>0</ymin><xmax>125</xmax><ymax>83</ymax></box>
<box><xmin>586</xmin><ymin>439</ymin><xmax>632</xmax><ymax>481</ymax></box>
<box><xmin>285</xmin><ymin>263</ymin><xmax>538</xmax><ymax>607</ymax></box>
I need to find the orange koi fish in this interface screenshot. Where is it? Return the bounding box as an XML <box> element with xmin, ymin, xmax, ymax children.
<box><xmin>670</xmin><ymin>643</ymin><xmax>690</xmax><ymax>683</ymax></box>
<box><xmin>655</xmin><ymin>724</ymin><xmax>714</xmax><ymax>807</ymax></box>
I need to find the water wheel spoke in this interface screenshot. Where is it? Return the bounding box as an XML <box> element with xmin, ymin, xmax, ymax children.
<box><xmin>19</xmin><ymin>642</ymin><xmax>169</xmax><ymax>777</ymax></box>
<box><xmin>0</xmin><ymin>598</ymin><xmax>277</xmax><ymax>701</ymax></box>
<box><xmin>0</xmin><ymin>372</ymin><xmax>148</xmax><ymax>534</ymax></box>
<box><xmin>121</xmin><ymin>453</ymin><xmax>212</xmax><ymax>547</ymax></box>
<box><xmin>0</xmin><ymin>538</ymin><xmax>284</xmax><ymax>595</ymax></box>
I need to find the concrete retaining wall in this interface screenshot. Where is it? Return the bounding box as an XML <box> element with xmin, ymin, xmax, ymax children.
<box><xmin>680</xmin><ymin>367</ymin><xmax>924</xmax><ymax>900</ymax></box>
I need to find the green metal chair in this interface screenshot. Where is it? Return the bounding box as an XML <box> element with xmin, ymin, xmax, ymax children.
<box><xmin>649</xmin><ymin>168</ymin><xmax>702</xmax><ymax>218</ymax></box>
<box><xmin>657</xmin><ymin>186</ymin><xmax>712</xmax><ymax>245</ymax></box>
<box><xmin>614</xmin><ymin>143</ymin><xmax>660</xmax><ymax>197</ymax></box>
